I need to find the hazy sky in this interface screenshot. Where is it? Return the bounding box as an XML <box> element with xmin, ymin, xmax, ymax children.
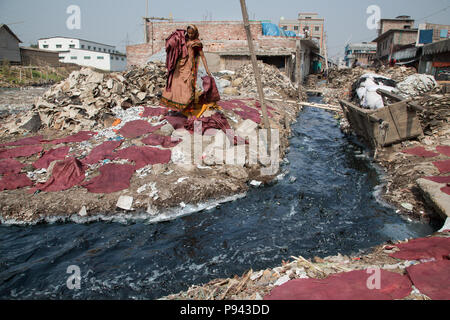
<box><xmin>1</xmin><ymin>0</ymin><xmax>449</xmax><ymax>60</ymax></box>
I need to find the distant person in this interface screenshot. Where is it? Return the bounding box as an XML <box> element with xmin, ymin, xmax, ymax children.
<box><xmin>160</xmin><ymin>25</ymin><xmax>217</xmax><ymax>117</ymax></box>
<box><xmin>352</xmin><ymin>59</ymin><xmax>359</xmax><ymax>68</ymax></box>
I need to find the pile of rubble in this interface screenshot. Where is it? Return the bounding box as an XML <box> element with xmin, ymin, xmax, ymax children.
<box><xmin>0</xmin><ymin>62</ymin><xmax>168</xmax><ymax>135</ymax></box>
<box><xmin>226</xmin><ymin>62</ymin><xmax>304</xmax><ymax>100</ymax></box>
<box><xmin>417</xmin><ymin>93</ymin><xmax>450</xmax><ymax>136</ymax></box>
<box><xmin>327</xmin><ymin>66</ymin><xmax>417</xmax><ymax>90</ymax></box>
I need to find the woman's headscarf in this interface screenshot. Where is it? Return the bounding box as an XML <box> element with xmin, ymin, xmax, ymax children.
<box><xmin>187</xmin><ymin>25</ymin><xmax>199</xmax><ymax>40</ymax></box>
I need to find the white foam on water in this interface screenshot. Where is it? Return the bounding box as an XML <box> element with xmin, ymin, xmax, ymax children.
<box><xmin>0</xmin><ymin>193</ymin><xmax>247</xmax><ymax>227</ymax></box>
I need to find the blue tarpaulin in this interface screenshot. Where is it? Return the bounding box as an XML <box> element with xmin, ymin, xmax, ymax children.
<box><xmin>284</xmin><ymin>30</ymin><xmax>297</xmax><ymax>37</ymax></box>
<box><xmin>419</xmin><ymin>30</ymin><xmax>433</xmax><ymax>44</ymax></box>
<box><xmin>262</xmin><ymin>22</ymin><xmax>286</xmax><ymax>36</ymax></box>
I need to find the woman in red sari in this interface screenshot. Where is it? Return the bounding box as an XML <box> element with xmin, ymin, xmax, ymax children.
<box><xmin>160</xmin><ymin>25</ymin><xmax>212</xmax><ymax>116</ymax></box>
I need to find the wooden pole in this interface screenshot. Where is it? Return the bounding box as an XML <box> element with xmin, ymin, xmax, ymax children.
<box><xmin>296</xmin><ymin>39</ymin><xmax>303</xmax><ymax>100</ymax></box>
<box><xmin>323</xmin><ymin>32</ymin><xmax>329</xmax><ymax>76</ymax></box>
<box><xmin>239</xmin><ymin>0</ymin><xmax>271</xmax><ymax>137</ymax></box>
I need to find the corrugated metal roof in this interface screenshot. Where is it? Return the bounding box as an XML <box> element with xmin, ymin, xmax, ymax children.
<box><xmin>393</xmin><ymin>47</ymin><xmax>418</xmax><ymax>60</ymax></box>
<box><xmin>423</xmin><ymin>38</ymin><xmax>450</xmax><ymax>55</ymax></box>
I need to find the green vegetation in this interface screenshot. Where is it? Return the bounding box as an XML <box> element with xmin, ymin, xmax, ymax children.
<box><xmin>0</xmin><ymin>63</ymin><xmax>67</xmax><ymax>87</ymax></box>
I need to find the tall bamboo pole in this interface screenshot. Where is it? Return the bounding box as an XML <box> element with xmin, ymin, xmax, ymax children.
<box><xmin>239</xmin><ymin>0</ymin><xmax>271</xmax><ymax>152</ymax></box>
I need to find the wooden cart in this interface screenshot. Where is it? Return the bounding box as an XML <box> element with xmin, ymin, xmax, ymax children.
<box><xmin>339</xmin><ymin>89</ymin><xmax>424</xmax><ymax>148</ymax></box>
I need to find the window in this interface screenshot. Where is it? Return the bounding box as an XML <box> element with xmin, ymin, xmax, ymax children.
<box><xmin>97</xmin><ymin>56</ymin><xmax>104</xmax><ymax>60</ymax></box>
<box><xmin>81</xmin><ymin>45</ymin><xmax>85</xmax><ymax>49</ymax></box>
<box><xmin>404</xmin><ymin>25</ymin><xmax>411</xmax><ymax>29</ymax></box>
<box><xmin>69</xmin><ymin>44</ymin><xmax>75</xmax><ymax>48</ymax></box>
<box><xmin>88</xmin><ymin>46</ymin><xmax>91</xmax><ymax>50</ymax></box>
<box><xmin>121</xmin><ymin>58</ymin><xmax>124</xmax><ymax>61</ymax></box>
<box><xmin>71</xmin><ymin>56</ymin><xmax>77</xmax><ymax>60</ymax></box>
<box><xmin>93</xmin><ymin>47</ymin><xmax>96</xmax><ymax>51</ymax></box>
<box><xmin>43</xmin><ymin>45</ymin><xmax>49</xmax><ymax>48</ymax></box>
<box><xmin>315</xmin><ymin>26</ymin><xmax>320</xmax><ymax>31</ymax></box>
<box><xmin>110</xmin><ymin>56</ymin><xmax>114</xmax><ymax>59</ymax></box>
<box><xmin>56</xmin><ymin>44</ymin><xmax>62</xmax><ymax>48</ymax></box>
<box><xmin>108</xmin><ymin>49</ymin><xmax>111</xmax><ymax>53</ymax></box>
<box><xmin>116</xmin><ymin>57</ymin><xmax>119</xmax><ymax>60</ymax></box>
<box><xmin>294</xmin><ymin>26</ymin><xmax>298</xmax><ymax>31</ymax></box>
<box><xmin>84</xmin><ymin>56</ymin><xmax>91</xmax><ymax>60</ymax></box>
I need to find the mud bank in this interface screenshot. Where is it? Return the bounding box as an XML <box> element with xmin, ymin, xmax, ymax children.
<box><xmin>0</xmin><ymin>96</ymin><xmax>301</xmax><ymax>224</ymax></box>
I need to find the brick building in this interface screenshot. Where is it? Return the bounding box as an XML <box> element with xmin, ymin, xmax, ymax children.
<box><xmin>373</xmin><ymin>16</ymin><xmax>418</xmax><ymax>65</ymax></box>
<box><xmin>126</xmin><ymin>20</ymin><xmax>320</xmax><ymax>82</ymax></box>
<box><xmin>377</xmin><ymin>16</ymin><xmax>415</xmax><ymax>36</ymax></box>
<box><xmin>279</xmin><ymin>13</ymin><xmax>325</xmax><ymax>54</ymax></box>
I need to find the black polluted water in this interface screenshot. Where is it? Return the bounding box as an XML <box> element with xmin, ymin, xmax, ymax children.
<box><xmin>0</xmin><ymin>96</ymin><xmax>438</xmax><ymax>299</ymax></box>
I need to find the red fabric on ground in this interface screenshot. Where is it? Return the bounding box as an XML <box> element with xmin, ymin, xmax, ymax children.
<box><xmin>29</xmin><ymin>158</ymin><xmax>85</xmax><ymax>192</ymax></box>
<box><xmin>185</xmin><ymin>112</ymin><xmax>231</xmax><ymax>134</ymax></box>
<box><xmin>113</xmin><ymin>146</ymin><xmax>171</xmax><ymax>169</ymax></box>
<box><xmin>118</xmin><ymin>120</ymin><xmax>164</xmax><ymax>138</ymax></box>
<box><xmin>198</xmin><ymin>76</ymin><xmax>221</xmax><ymax>105</ymax></box>
<box><xmin>184</xmin><ymin>113</ymin><xmax>246</xmax><ymax>145</ymax></box>
<box><xmin>81</xmin><ymin>163</ymin><xmax>135</xmax><ymax>194</ymax></box>
<box><xmin>401</xmin><ymin>146</ymin><xmax>440</xmax><ymax>158</ymax></box>
<box><xmin>32</xmin><ymin>146</ymin><xmax>70</xmax><ymax>169</ymax></box>
<box><xmin>0</xmin><ymin>145</ymin><xmax>43</xmax><ymax>159</ymax></box>
<box><xmin>142</xmin><ymin>107</ymin><xmax>168</xmax><ymax>118</ymax></box>
<box><xmin>433</xmin><ymin>159</ymin><xmax>450</xmax><ymax>174</ymax></box>
<box><xmin>424</xmin><ymin>176</ymin><xmax>450</xmax><ymax>184</ymax></box>
<box><xmin>81</xmin><ymin>141</ymin><xmax>122</xmax><ymax>165</ymax></box>
<box><xmin>264</xmin><ymin>269</ymin><xmax>412</xmax><ymax>300</ymax></box>
<box><xmin>218</xmin><ymin>100</ymin><xmax>262</xmax><ymax>124</ymax></box>
<box><xmin>45</xmin><ymin>131</ymin><xmax>97</xmax><ymax>145</ymax></box>
<box><xmin>389</xmin><ymin>237</ymin><xmax>450</xmax><ymax>261</ymax></box>
<box><xmin>0</xmin><ymin>173</ymin><xmax>33</xmax><ymax>191</ymax></box>
<box><xmin>164</xmin><ymin>115</ymin><xmax>187</xmax><ymax>129</ymax></box>
<box><xmin>436</xmin><ymin>145</ymin><xmax>450</xmax><ymax>157</ymax></box>
<box><xmin>0</xmin><ymin>135</ymin><xmax>44</xmax><ymax>148</ymax></box>
<box><xmin>406</xmin><ymin>260</ymin><xmax>450</xmax><ymax>300</ymax></box>
<box><xmin>0</xmin><ymin>159</ymin><xmax>25</xmax><ymax>174</ymax></box>
<box><xmin>441</xmin><ymin>186</ymin><xmax>450</xmax><ymax>195</ymax></box>
<box><xmin>142</xmin><ymin>134</ymin><xmax>181</xmax><ymax>148</ymax></box>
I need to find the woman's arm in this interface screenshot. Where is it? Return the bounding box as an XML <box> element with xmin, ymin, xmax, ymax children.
<box><xmin>199</xmin><ymin>50</ymin><xmax>211</xmax><ymax>76</ymax></box>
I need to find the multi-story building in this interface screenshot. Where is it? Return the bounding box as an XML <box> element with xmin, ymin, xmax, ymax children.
<box><xmin>373</xmin><ymin>16</ymin><xmax>418</xmax><ymax>64</ymax></box>
<box><xmin>377</xmin><ymin>16</ymin><xmax>415</xmax><ymax>36</ymax></box>
<box><xmin>38</xmin><ymin>37</ymin><xmax>126</xmax><ymax>71</ymax></box>
<box><xmin>344</xmin><ymin>42</ymin><xmax>377</xmax><ymax>67</ymax></box>
<box><xmin>417</xmin><ymin>23</ymin><xmax>450</xmax><ymax>45</ymax></box>
<box><xmin>279</xmin><ymin>13</ymin><xmax>325</xmax><ymax>54</ymax></box>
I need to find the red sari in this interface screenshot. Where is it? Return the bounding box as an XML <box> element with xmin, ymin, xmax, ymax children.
<box><xmin>160</xmin><ymin>39</ymin><xmax>203</xmax><ymax>113</ymax></box>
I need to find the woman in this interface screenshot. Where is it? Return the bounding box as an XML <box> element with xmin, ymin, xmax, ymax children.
<box><xmin>160</xmin><ymin>25</ymin><xmax>214</xmax><ymax>117</ymax></box>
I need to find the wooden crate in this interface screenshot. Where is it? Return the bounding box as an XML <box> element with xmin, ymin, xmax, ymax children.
<box><xmin>339</xmin><ymin>97</ymin><xmax>423</xmax><ymax>148</ymax></box>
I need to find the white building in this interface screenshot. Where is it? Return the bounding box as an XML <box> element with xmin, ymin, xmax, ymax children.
<box><xmin>38</xmin><ymin>37</ymin><xmax>126</xmax><ymax>71</ymax></box>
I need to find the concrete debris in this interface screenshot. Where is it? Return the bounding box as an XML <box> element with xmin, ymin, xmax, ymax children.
<box><xmin>116</xmin><ymin>195</ymin><xmax>134</xmax><ymax>210</ymax></box>
<box><xmin>78</xmin><ymin>206</ymin><xmax>87</xmax><ymax>217</ymax></box>
<box><xmin>250</xmin><ymin>180</ymin><xmax>262</xmax><ymax>187</ymax></box>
